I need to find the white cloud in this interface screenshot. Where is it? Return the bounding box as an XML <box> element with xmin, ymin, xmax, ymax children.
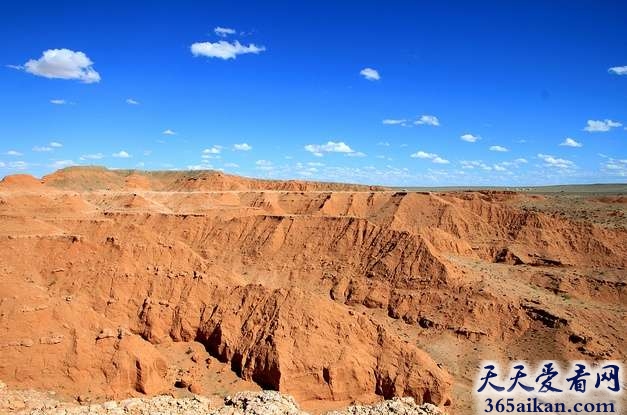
<box><xmin>583</xmin><ymin>119</ymin><xmax>622</xmax><ymax>132</ymax></box>
<box><xmin>191</xmin><ymin>40</ymin><xmax>265</xmax><ymax>60</ymax></box>
<box><xmin>410</xmin><ymin>151</ymin><xmax>450</xmax><ymax>164</ymax></box>
<box><xmin>255</xmin><ymin>159</ymin><xmax>273</xmax><ymax>170</ymax></box>
<box><xmin>224</xmin><ymin>162</ymin><xmax>239</xmax><ymax>168</ymax></box>
<box><xmin>459</xmin><ymin>159</ymin><xmax>527</xmax><ymax>177</ymax></box>
<box><xmin>187</xmin><ymin>164</ymin><xmax>212</xmax><ymax>171</ymax></box>
<box><xmin>304</xmin><ymin>141</ymin><xmax>355</xmax><ymax>157</ymax></box>
<box><xmin>377</xmin><ymin>141</ymin><xmax>390</xmax><ymax>146</ymax></box>
<box><xmin>162</xmin><ymin>129</ymin><xmax>177</xmax><ymax>135</ymax></box>
<box><xmin>346</xmin><ymin>151</ymin><xmax>367</xmax><ymax>157</ymax></box>
<box><xmin>489</xmin><ymin>145</ymin><xmax>508</xmax><ymax>152</ymax></box>
<box><xmin>23</xmin><ymin>49</ymin><xmax>100</xmax><ymax>83</ymax></box>
<box><xmin>112</xmin><ymin>150</ymin><xmax>131</xmax><ymax>158</ymax></box>
<box><xmin>460</xmin><ymin>160</ymin><xmax>492</xmax><ymax>171</ymax></box>
<box><xmin>538</xmin><ymin>153</ymin><xmax>575</xmax><ymax>169</ymax></box>
<box><xmin>0</xmin><ymin>161</ymin><xmax>4</xmax><ymax>168</ymax></box>
<box><xmin>50</xmin><ymin>99</ymin><xmax>66</xmax><ymax>105</ymax></box>
<box><xmin>126</xmin><ymin>98</ymin><xmax>139</xmax><ymax>105</ymax></box>
<box><xmin>80</xmin><ymin>153</ymin><xmax>104</xmax><ymax>160</ymax></box>
<box><xmin>560</xmin><ymin>137</ymin><xmax>582</xmax><ymax>147</ymax></box>
<box><xmin>6</xmin><ymin>150</ymin><xmax>22</xmax><ymax>156</ymax></box>
<box><xmin>203</xmin><ymin>146</ymin><xmax>222</xmax><ymax>154</ymax></box>
<box><xmin>50</xmin><ymin>141</ymin><xmax>62</xmax><ymax>148</ymax></box>
<box><xmin>414</xmin><ymin>115</ymin><xmax>440</xmax><ymax>126</ymax></box>
<box><xmin>460</xmin><ymin>133</ymin><xmax>480</xmax><ymax>143</ymax></box>
<box><xmin>382</xmin><ymin>119</ymin><xmax>406</xmax><ymax>126</ymax></box>
<box><xmin>608</xmin><ymin>66</ymin><xmax>627</xmax><ymax>76</ymax></box>
<box><xmin>51</xmin><ymin>160</ymin><xmax>76</xmax><ymax>169</ymax></box>
<box><xmin>33</xmin><ymin>146</ymin><xmax>52</xmax><ymax>152</ymax></box>
<box><xmin>360</xmin><ymin>67</ymin><xmax>380</xmax><ymax>81</ymax></box>
<box><xmin>602</xmin><ymin>158</ymin><xmax>627</xmax><ymax>176</ymax></box>
<box><xmin>214</xmin><ymin>26</ymin><xmax>236</xmax><ymax>37</ymax></box>
<box><xmin>233</xmin><ymin>143</ymin><xmax>252</xmax><ymax>151</ymax></box>
<box><xmin>431</xmin><ymin>157</ymin><xmax>449</xmax><ymax>164</ymax></box>
<box><xmin>7</xmin><ymin>161</ymin><xmax>28</xmax><ymax>170</ymax></box>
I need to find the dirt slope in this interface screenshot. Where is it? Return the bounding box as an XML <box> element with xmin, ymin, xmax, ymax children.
<box><xmin>0</xmin><ymin>168</ymin><xmax>625</xmax><ymax>414</ymax></box>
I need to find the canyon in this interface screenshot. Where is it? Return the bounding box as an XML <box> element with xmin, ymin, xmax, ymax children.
<box><xmin>0</xmin><ymin>167</ymin><xmax>625</xmax><ymax>414</ymax></box>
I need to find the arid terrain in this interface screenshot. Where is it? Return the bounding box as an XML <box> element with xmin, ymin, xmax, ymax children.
<box><xmin>0</xmin><ymin>167</ymin><xmax>625</xmax><ymax>414</ymax></box>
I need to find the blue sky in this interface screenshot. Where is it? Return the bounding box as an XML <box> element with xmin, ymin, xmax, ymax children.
<box><xmin>1</xmin><ymin>0</ymin><xmax>626</xmax><ymax>186</ymax></box>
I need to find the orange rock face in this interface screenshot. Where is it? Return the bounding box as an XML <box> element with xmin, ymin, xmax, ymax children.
<box><xmin>0</xmin><ymin>167</ymin><xmax>625</xmax><ymax>413</ymax></box>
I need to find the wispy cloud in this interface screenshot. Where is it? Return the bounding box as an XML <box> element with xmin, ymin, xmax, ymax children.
<box><xmin>203</xmin><ymin>146</ymin><xmax>222</xmax><ymax>155</ymax></box>
<box><xmin>583</xmin><ymin>119</ymin><xmax>622</xmax><ymax>132</ymax></box>
<box><xmin>162</xmin><ymin>129</ymin><xmax>176</xmax><ymax>135</ymax></box>
<box><xmin>50</xmin><ymin>99</ymin><xmax>66</xmax><ymax>105</ymax></box>
<box><xmin>538</xmin><ymin>153</ymin><xmax>575</xmax><ymax>169</ymax></box>
<box><xmin>414</xmin><ymin>115</ymin><xmax>440</xmax><ymax>126</ymax></box>
<box><xmin>382</xmin><ymin>119</ymin><xmax>407</xmax><ymax>126</ymax></box>
<box><xmin>80</xmin><ymin>153</ymin><xmax>104</xmax><ymax>160</ymax></box>
<box><xmin>608</xmin><ymin>66</ymin><xmax>627</xmax><ymax>76</ymax></box>
<box><xmin>20</xmin><ymin>49</ymin><xmax>100</xmax><ymax>83</ymax></box>
<box><xmin>126</xmin><ymin>98</ymin><xmax>140</xmax><ymax>105</ymax></box>
<box><xmin>191</xmin><ymin>40</ymin><xmax>265</xmax><ymax>60</ymax></box>
<box><xmin>360</xmin><ymin>67</ymin><xmax>380</xmax><ymax>81</ymax></box>
<box><xmin>489</xmin><ymin>145</ymin><xmax>508</xmax><ymax>152</ymax></box>
<box><xmin>460</xmin><ymin>133</ymin><xmax>480</xmax><ymax>143</ymax></box>
<box><xmin>346</xmin><ymin>151</ymin><xmax>367</xmax><ymax>157</ymax></box>
<box><xmin>560</xmin><ymin>137</ymin><xmax>582</xmax><ymax>147</ymax></box>
<box><xmin>112</xmin><ymin>150</ymin><xmax>131</xmax><ymax>158</ymax></box>
<box><xmin>5</xmin><ymin>161</ymin><xmax>29</xmax><ymax>170</ymax></box>
<box><xmin>493</xmin><ymin>158</ymin><xmax>528</xmax><ymax>172</ymax></box>
<box><xmin>410</xmin><ymin>150</ymin><xmax>450</xmax><ymax>164</ymax></box>
<box><xmin>304</xmin><ymin>141</ymin><xmax>356</xmax><ymax>157</ymax></box>
<box><xmin>233</xmin><ymin>143</ymin><xmax>252</xmax><ymax>151</ymax></box>
<box><xmin>255</xmin><ymin>159</ymin><xmax>273</xmax><ymax>170</ymax></box>
<box><xmin>214</xmin><ymin>26</ymin><xmax>236</xmax><ymax>37</ymax></box>
<box><xmin>32</xmin><ymin>145</ymin><xmax>52</xmax><ymax>152</ymax></box>
<box><xmin>601</xmin><ymin>157</ymin><xmax>627</xmax><ymax>176</ymax></box>
<box><xmin>5</xmin><ymin>150</ymin><xmax>22</xmax><ymax>156</ymax></box>
<box><xmin>50</xmin><ymin>142</ymin><xmax>62</xmax><ymax>148</ymax></box>
<box><xmin>460</xmin><ymin>160</ymin><xmax>492</xmax><ymax>170</ymax></box>
<box><xmin>51</xmin><ymin>160</ymin><xmax>76</xmax><ymax>169</ymax></box>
